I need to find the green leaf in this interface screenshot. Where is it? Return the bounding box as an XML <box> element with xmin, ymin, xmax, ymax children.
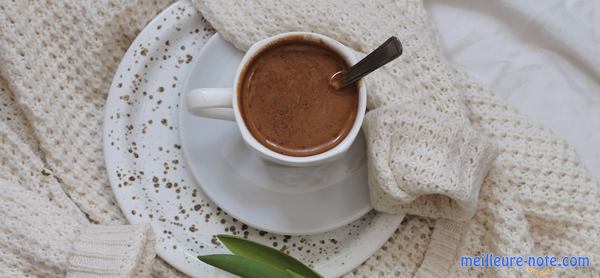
<box><xmin>198</xmin><ymin>254</ymin><xmax>290</xmax><ymax>278</ymax></box>
<box><xmin>217</xmin><ymin>234</ymin><xmax>322</xmax><ymax>278</ymax></box>
<box><xmin>286</xmin><ymin>269</ymin><xmax>306</xmax><ymax>278</ymax></box>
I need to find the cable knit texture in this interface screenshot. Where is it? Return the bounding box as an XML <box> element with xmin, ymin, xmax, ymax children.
<box><xmin>1</xmin><ymin>0</ymin><xmax>599</xmax><ymax>277</ymax></box>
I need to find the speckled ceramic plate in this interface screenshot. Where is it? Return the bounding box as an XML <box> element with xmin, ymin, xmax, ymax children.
<box><xmin>103</xmin><ymin>1</ymin><xmax>404</xmax><ymax>277</ymax></box>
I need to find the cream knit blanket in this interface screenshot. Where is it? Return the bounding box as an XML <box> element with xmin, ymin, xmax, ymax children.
<box><xmin>0</xmin><ymin>0</ymin><xmax>599</xmax><ymax>277</ymax></box>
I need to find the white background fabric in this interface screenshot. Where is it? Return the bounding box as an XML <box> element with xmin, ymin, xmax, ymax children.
<box><xmin>424</xmin><ymin>0</ymin><xmax>600</xmax><ymax>182</ymax></box>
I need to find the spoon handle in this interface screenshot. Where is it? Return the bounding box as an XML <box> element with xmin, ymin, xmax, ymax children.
<box><xmin>335</xmin><ymin>36</ymin><xmax>403</xmax><ymax>89</ymax></box>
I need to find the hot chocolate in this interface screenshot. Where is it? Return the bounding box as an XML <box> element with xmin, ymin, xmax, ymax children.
<box><xmin>239</xmin><ymin>39</ymin><xmax>358</xmax><ymax>157</ymax></box>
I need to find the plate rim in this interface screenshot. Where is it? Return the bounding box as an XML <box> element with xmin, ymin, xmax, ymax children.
<box><xmin>102</xmin><ymin>1</ymin><xmax>210</xmax><ymax>276</ymax></box>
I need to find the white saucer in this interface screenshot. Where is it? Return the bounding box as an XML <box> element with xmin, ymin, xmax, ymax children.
<box><xmin>179</xmin><ymin>33</ymin><xmax>372</xmax><ymax>235</ymax></box>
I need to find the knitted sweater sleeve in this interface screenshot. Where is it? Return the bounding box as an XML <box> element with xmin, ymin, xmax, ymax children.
<box><xmin>0</xmin><ymin>83</ymin><xmax>156</xmax><ymax>277</ymax></box>
<box><xmin>0</xmin><ymin>182</ymin><xmax>156</xmax><ymax>277</ymax></box>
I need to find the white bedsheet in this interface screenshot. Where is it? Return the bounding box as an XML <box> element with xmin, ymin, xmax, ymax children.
<box><xmin>424</xmin><ymin>0</ymin><xmax>600</xmax><ymax>182</ymax></box>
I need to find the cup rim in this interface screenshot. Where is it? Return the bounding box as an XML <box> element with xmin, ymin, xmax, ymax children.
<box><xmin>232</xmin><ymin>32</ymin><xmax>367</xmax><ymax>166</ymax></box>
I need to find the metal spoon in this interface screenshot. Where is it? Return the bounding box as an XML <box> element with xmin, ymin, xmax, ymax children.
<box><xmin>330</xmin><ymin>36</ymin><xmax>403</xmax><ymax>90</ymax></box>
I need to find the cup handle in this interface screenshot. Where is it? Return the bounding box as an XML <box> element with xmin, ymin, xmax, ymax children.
<box><xmin>186</xmin><ymin>88</ymin><xmax>235</xmax><ymax>121</ymax></box>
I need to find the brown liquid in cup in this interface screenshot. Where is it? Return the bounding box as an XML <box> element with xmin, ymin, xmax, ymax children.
<box><xmin>239</xmin><ymin>39</ymin><xmax>359</xmax><ymax>157</ymax></box>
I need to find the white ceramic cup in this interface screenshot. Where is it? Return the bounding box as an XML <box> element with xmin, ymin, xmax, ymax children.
<box><xmin>186</xmin><ymin>32</ymin><xmax>367</xmax><ymax>166</ymax></box>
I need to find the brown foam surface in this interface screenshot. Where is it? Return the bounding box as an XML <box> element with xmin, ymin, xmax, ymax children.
<box><xmin>239</xmin><ymin>40</ymin><xmax>358</xmax><ymax>157</ymax></box>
